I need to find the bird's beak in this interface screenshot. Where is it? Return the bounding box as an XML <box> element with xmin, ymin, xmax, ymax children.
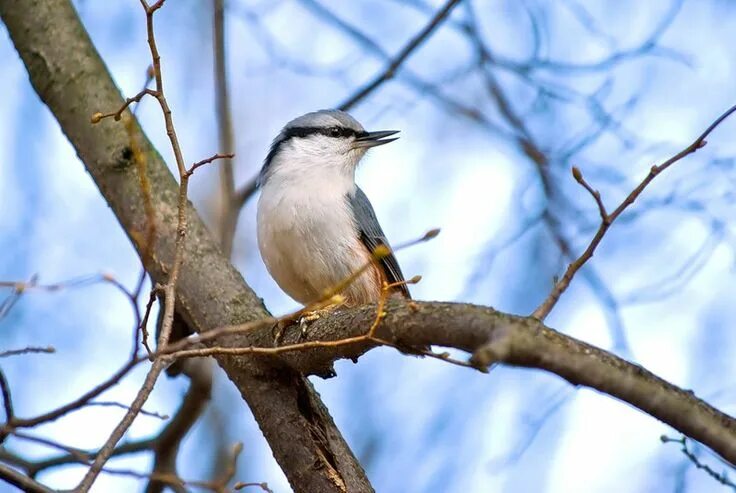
<box><xmin>353</xmin><ymin>130</ymin><xmax>400</xmax><ymax>148</ymax></box>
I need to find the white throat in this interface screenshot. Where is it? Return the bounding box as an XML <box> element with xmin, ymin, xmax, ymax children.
<box><xmin>263</xmin><ymin>138</ymin><xmax>365</xmax><ymax>191</ymax></box>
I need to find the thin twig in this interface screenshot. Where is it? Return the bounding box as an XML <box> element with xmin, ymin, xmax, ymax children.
<box><xmin>0</xmin><ymin>272</ymin><xmax>149</xmax><ymax>360</ymax></box>
<box><xmin>235</xmin><ymin>481</ymin><xmax>274</xmax><ymax>492</ymax></box>
<box><xmin>78</xmin><ymin>362</ymin><xmax>166</xmax><ymax>491</ymax></box>
<box><xmin>0</xmin><ymin>346</ymin><xmax>55</xmax><ymax>358</ymax></box>
<box><xmin>86</xmin><ymin>401</ymin><xmax>169</xmax><ymax>420</ymax></box>
<box><xmin>0</xmin><ymin>435</ymin><xmax>155</xmax><ymax>477</ymax></box>
<box><xmin>371</xmin><ymin>335</ymin><xmax>476</xmax><ymax>370</ymax></box>
<box><xmin>0</xmin><ymin>274</ymin><xmax>100</xmax><ymax>291</ymax></box>
<box><xmin>145</xmin><ymin>359</ymin><xmax>212</xmax><ymax>493</ymax></box>
<box><xmin>0</xmin><ymin>275</ymin><xmax>37</xmax><ymax>321</ymax></box>
<box><xmin>29</xmin><ymin>436</ymin><xmax>154</xmax><ymax>475</ymax></box>
<box><xmin>77</xmin><ymin>1</ymin><xmax>205</xmax><ymax>488</ymax></box>
<box><xmin>0</xmin><ymin>464</ymin><xmax>54</xmax><ymax>493</ymax></box>
<box><xmin>0</xmin><ymin>274</ymin><xmax>148</xmax><ymax>435</ymax></box>
<box><xmin>661</xmin><ymin>435</ymin><xmax>736</xmax><ymax>490</ymax></box>
<box><xmin>139</xmin><ymin>288</ymin><xmax>158</xmax><ymax>358</ymax></box>
<box><xmin>88</xmin><ymin>464</ymin><xmax>252</xmax><ymax>492</ymax></box>
<box><xmin>186</xmin><ymin>152</ymin><xmax>234</xmax><ymax>177</ymax></box>
<box><xmin>102</xmin><ymin>274</ymin><xmax>149</xmax><ymax>358</ymax></box>
<box><xmin>339</xmin><ymin>0</ymin><xmax>463</xmax><ymax>110</ymax></box>
<box><xmin>3</xmin><ymin>358</ymin><xmax>141</xmax><ymax>430</ymax></box>
<box><xmin>11</xmin><ymin>430</ymin><xmax>90</xmax><ymax>460</ymax></box>
<box><xmin>571</xmin><ymin>166</ymin><xmax>609</xmax><ymax>223</ymax></box>
<box><xmin>298</xmin><ymin>0</ymin><xmax>505</xmax><ymax>135</ymax></box>
<box><xmin>317</xmin><ymin>228</ymin><xmax>438</xmax><ymax>305</ymax></box>
<box><xmin>367</xmin><ymin>283</ymin><xmax>390</xmax><ymax>338</ymax></box>
<box><xmin>164</xmin><ymin>333</ymin><xmax>372</xmax><ymax>360</ymax></box>
<box><xmin>91</xmin><ymin>88</ymin><xmax>157</xmax><ymax>123</ymax></box>
<box><xmin>157</xmin><ymin>317</ymin><xmax>276</xmax><ymax>355</ymax></box>
<box><xmin>0</xmin><ymin>369</ymin><xmax>14</xmax><ymax>425</ymax></box>
<box><xmin>532</xmin><ymin>103</ymin><xmax>736</xmax><ymax>320</ymax></box>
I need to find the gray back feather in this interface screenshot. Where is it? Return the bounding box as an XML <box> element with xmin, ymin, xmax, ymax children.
<box><xmin>347</xmin><ymin>187</ymin><xmax>410</xmax><ymax>299</ymax></box>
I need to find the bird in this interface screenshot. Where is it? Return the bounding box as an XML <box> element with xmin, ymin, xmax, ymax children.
<box><xmin>256</xmin><ymin>109</ymin><xmax>410</xmax><ymax>312</ymax></box>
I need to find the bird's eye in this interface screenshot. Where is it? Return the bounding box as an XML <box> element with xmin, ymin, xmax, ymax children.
<box><xmin>329</xmin><ymin>127</ymin><xmax>341</xmax><ymax>137</ymax></box>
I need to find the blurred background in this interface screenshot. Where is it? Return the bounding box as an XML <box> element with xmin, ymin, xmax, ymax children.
<box><xmin>2</xmin><ymin>0</ymin><xmax>736</xmax><ymax>491</ymax></box>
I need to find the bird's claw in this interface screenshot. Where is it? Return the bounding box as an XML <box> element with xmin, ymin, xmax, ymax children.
<box><xmin>271</xmin><ymin>304</ymin><xmax>340</xmax><ymax>345</ymax></box>
<box><xmin>271</xmin><ymin>319</ymin><xmax>291</xmax><ymax>346</ymax></box>
<box><xmin>297</xmin><ymin>305</ymin><xmax>339</xmax><ymax>341</ymax></box>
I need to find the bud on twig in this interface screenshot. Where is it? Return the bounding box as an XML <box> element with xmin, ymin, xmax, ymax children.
<box><xmin>571</xmin><ymin>166</ymin><xmax>583</xmax><ymax>183</ymax></box>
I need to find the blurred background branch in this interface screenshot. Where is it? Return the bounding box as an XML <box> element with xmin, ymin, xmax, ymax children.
<box><xmin>214</xmin><ymin>0</ymin><xmax>242</xmax><ymax>258</ymax></box>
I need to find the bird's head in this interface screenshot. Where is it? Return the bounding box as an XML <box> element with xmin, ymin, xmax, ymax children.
<box><xmin>258</xmin><ymin>109</ymin><xmax>399</xmax><ymax>187</ymax></box>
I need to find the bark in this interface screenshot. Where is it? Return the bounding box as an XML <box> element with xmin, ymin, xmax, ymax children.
<box><xmin>0</xmin><ymin>464</ymin><xmax>54</xmax><ymax>493</ymax></box>
<box><xmin>0</xmin><ymin>1</ymin><xmax>371</xmax><ymax>491</ymax></box>
<box><xmin>269</xmin><ymin>300</ymin><xmax>736</xmax><ymax>466</ymax></box>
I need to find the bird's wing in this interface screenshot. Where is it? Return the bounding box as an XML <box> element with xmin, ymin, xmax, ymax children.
<box><xmin>347</xmin><ymin>187</ymin><xmax>410</xmax><ymax>299</ymax></box>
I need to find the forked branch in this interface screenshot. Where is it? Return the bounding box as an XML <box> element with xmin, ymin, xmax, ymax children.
<box><xmin>532</xmin><ymin>103</ymin><xmax>736</xmax><ymax>320</ymax></box>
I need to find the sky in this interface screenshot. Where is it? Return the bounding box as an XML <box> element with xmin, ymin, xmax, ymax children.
<box><xmin>1</xmin><ymin>0</ymin><xmax>736</xmax><ymax>492</ymax></box>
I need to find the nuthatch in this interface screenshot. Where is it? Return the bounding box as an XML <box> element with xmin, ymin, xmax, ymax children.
<box><xmin>257</xmin><ymin>109</ymin><xmax>410</xmax><ymax>307</ymax></box>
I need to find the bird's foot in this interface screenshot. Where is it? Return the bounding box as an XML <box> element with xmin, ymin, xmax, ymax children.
<box><xmin>271</xmin><ymin>318</ymin><xmax>291</xmax><ymax>346</ymax></box>
<box><xmin>297</xmin><ymin>304</ymin><xmax>340</xmax><ymax>340</ymax></box>
<box><xmin>271</xmin><ymin>299</ymin><xmax>344</xmax><ymax>346</ymax></box>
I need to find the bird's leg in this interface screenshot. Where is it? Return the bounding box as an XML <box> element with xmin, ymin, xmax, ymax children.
<box><xmin>271</xmin><ymin>296</ymin><xmax>344</xmax><ymax>346</ymax></box>
<box><xmin>297</xmin><ymin>302</ymin><xmax>342</xmax><ymax>340</ymax></box>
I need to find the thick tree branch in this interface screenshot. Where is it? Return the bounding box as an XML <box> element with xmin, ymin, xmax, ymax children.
<box><xmin>0</xmin><ymin>1</ymin><xmax>372</xmax><ymax>492</ymax></box>
<box><xmin>228</xmin><ymin>299</ymin><xmax>735</xmax><ymax>466</ymax></box>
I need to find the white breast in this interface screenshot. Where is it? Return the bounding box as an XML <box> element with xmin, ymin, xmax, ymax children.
<box><xmin>257</xmin><ymin>173</ymin><xmax>381</xmax><ymax>306</ymax></box>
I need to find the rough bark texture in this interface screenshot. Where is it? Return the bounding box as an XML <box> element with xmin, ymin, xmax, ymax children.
<box><xmin>0</xmin><ymin>1</ymin><xmax>372</xmax><ymax>491</ymax></box>
<box><xmin>270</xmin><ymin>300</ymin><xmax>736</xmax><ymax>466</ymax></box>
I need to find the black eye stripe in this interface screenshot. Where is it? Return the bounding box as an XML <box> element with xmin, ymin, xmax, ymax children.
<box><xmin>282</xmin><ymin>126</ymin><xmax>364</xmax><ymax>140</ymax></box>
<box><xmin>259</xmin><ymin>126</ymin><xmax>366</xmax><ymax>185</ymax></box>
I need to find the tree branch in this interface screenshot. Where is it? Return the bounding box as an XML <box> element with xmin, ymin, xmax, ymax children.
<box><xmin>0</xmin><ymin>464</ymin><xmax>54</xmax><ymax>493</ymax></box>
<box><xmin>213</xmin><ymin>0</ymin><xmax>240</xmax><ymax>258</ymax></box>
<box><xmin>220</xmin><ymin>299</ymin><xmax>735</xmax><ymax>466</ymax></box>
<box><xmin>145</xmin><ymin>359</ymin><xmax>212</xmax><ymax>493</ymax></box>
<box><xmin>532</xmin><ymin>103</ymin><xmax>736</xmax><ymax>320</ymax></box>
<box><xmin>0</xmin><ymin>347</ymin><xmax>55</xmax><ymax>358</ymax></box>
<box><xmin>661</xmin><ymin>435</ymin><xmax>736</xmax><ymax>490</ymax></box>
<box><xmin>339</xmin><ymin>0</ymin><xmax>463</xmax><ymax>111</ymax></box>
